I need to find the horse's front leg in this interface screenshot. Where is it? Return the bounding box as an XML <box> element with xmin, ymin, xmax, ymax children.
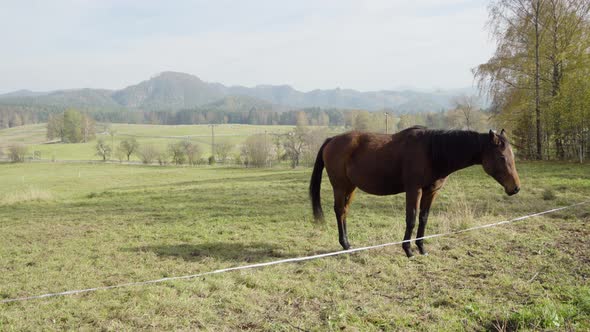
<box><xmin>416</xmin><ymin>179</ymin><xmax>445</xmax><ymax>255</ymax></box>
<box><xmin>416</xmin><ymin>190</ymin><xmax>438</xmax><ymax>255</ymax></box>
<box><xmin>402</xmin><ymin>188</ymin><xmax>422</xmax><ymax>258</ymax></box>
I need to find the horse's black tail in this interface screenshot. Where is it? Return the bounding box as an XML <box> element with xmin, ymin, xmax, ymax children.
<box><xmin>310</xmin><ymin>138</ymin><xmax>332</xmax><ymax>223</ymax></box>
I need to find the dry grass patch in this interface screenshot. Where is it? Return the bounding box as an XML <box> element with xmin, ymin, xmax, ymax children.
<box><xmin>0</xmin><ymin>187</ymin><xmax>53</xmax><ymax>205</ymax></box>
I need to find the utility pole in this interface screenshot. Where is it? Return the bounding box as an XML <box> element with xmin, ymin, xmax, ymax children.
<box><xmin>384</xmin><ymin>112</ymin><xmax>389</xmax><ymax>134</ymax></box>
<box><xmin>264</xmin><ymin>130</ymin><xmax>269</xmax><ymax>167</ymax></box>
<box><xmin>209</xmin><ymin>124</ymin><xmax>217</xmax><ymax>159</ymax></box>
<box><xmin>110</xmin><ymin>128</ymin><xmax>116</xmax><ymax>160</ymax></box>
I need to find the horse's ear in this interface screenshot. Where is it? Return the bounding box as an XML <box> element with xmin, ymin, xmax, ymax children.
<box><xmin>489</xmin><ymin>129</ymin><xmax>500</xmax><ymax>146</ymax></box>
<box><xmin>500</xmin><ymin>129</ymin><xmax>506</xmax><ymax>137</ymax></box>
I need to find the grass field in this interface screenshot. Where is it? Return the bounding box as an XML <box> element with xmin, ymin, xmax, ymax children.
<box><xmin>0</xmin><ymin>123</ymin><xmax>304</xmax><ymax>161</ymax></box>
<box><xmin>0</xmin><ymin>160</ymin><xmax>589</xmax><ymax>330</ymax></box>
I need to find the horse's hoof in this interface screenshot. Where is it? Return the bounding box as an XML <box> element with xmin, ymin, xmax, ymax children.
<box><xmin>421</xmin><ymin>252</ymin><xmax>429</xmax><ymax>256</ymax></box>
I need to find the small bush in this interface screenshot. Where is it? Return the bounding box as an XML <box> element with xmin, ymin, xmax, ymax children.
<box><xmin>168</xmin><ymin>142</ymin><xmax>187</xmax><ymax>165</ymax></box>
<box><xmin>241</xmin><ymin>134</ymin><xmax>270</xmax><ymax>167</ymax></box>
<box><xmin>215</xmin><ymin>142</ymin><xmax>234</xmax><ymax>163</ymax></box>
<box><xmin>542</xmin><ymin>188</ymin><xmax>556</xmax><ymax>200</ymax></box>
<box><xmin>8</xmin><ymin>144</ymin><xmax>28</xmax><ymax>162</ymax></box>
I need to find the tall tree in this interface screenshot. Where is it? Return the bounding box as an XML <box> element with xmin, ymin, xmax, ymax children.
<box><xmin>475</xmin><ymin>0</ymin><xmax>547</xmax><ymax>159</ymax></box>
<box><xmin>475</xmin><ymin>0</ymin><xmax>589</xmax><ymax>160</ymax></box>
<box><xmin>47</xmin><ymin>114</ymin><xmax>65</xmax><ymax>141</ymax></box>
<box><xmin>63</xmin><ymin>109</ymin><xmax>83</xmax><ymax>143</ymax></box>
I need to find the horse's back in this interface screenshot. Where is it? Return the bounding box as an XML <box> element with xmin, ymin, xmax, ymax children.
<box><xmin>323</xmin><ymin>130</ymin><xmax>429</xmax><ymax>195</ymax></box>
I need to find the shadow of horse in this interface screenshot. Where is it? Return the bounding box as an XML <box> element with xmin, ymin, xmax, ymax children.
<box><xmin>125</xmin><ymin>242</ymin><xmax>291</xmax><ymax>263</ymax></box>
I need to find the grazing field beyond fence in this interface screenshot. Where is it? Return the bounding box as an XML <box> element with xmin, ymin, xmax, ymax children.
<box><xmin>0</xmin><ymin>161</ymin><xmax>589</xmax><ymax>330</ymax></box>
<box><xmin>0</xmin><ymin>123</ymin><xmax>306</xmax><ymax>162</ymax></box>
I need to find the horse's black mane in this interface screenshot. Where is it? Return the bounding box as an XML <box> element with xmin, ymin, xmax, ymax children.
<box><xmin>417</xmin><ymin>127</ymin><xmax>492</xmax><ymax>176</ymax></box>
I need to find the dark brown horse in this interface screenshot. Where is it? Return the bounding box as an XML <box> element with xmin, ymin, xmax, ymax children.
<box><xmin>309</xmin><ymin>126</ymin><xmax>520</xmax><ymax>257</ymax></box>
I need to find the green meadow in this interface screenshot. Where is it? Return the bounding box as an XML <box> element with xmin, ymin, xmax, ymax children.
<box><xmin>0</xmin><ymin>160</ymin><xmax>589</xmax><ymax>331</ymax></box>
<box><xmin>0</xmin><ymin>123</ymin><xmax>301</xmax><ymax>161</ymax></box>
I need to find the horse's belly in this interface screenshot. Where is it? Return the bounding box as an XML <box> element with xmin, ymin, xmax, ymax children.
<box><xmin>358</xmin><ymin>184</ymin><xmax>404</xmax><ymax>196</ymax></box>
<box><xmin>348</xmin><ymin>167</ymin><xmax>404</xmax><ymax>196</ymax></box>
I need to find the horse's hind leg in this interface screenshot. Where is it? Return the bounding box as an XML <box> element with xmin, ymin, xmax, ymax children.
<box><xmin>333</xmin><ymin>186</ymin><xmax>356</xmax><ymax>250</ymax></box>
<box><xmin>402</xmin><ymin>187</ymin><xmax>422</xmax><ymax>258</ymax></box>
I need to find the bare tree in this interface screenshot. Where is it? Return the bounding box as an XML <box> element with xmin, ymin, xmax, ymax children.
<box><xmin>283</xmin><ymin>126</ymin><xmax>309</xmax><ymax>168</ymax></box>
<box><xmin>180</xmin><ymin>140</ymin><xmax>200</xmax><ymax>165</ymax></box>
<box><xmin>451</xmin><ymin>95</ymin><xmax>481</xmax><ymax>130</ymax></box>
<box><xmin>138</xmin><ymin>144</ymin><xmax>159</xmax><ymax>164</ymax></box>
<box><xmin>95</xmin><ymin>139</ymin><xmax>111</xmax><ymax>161</ymax></box>
<box><xmin>81</xmin><ymin>115</ymin><xmax>96</xmax><ymax>143</ymax></box>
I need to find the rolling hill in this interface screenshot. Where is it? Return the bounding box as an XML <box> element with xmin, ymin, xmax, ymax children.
<box><xmin>0</xmin><ymin>71</ymin><xmax>484</xmax><ymax>113</ymax></box>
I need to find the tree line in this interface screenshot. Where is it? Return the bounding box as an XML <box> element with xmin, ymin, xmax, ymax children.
<box><xmin>1</xmin><ymin>100</ymin><xmax>487</xmax><ymax>130</ymax></box>
<box><xmin>1</xmin><ymin>98</ymin><xmax>490</xmax><ymax>164</ymax></box>
<box><xmin>90</xmin><ymin>99</ymin><xmax>488</xmax><ymax>168</ymax></box>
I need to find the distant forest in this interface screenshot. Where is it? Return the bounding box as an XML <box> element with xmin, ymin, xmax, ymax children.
<box><xmin>0</xmin><ymin>100</ymin><xmax>489</xmax><ymax>134</ymax></box>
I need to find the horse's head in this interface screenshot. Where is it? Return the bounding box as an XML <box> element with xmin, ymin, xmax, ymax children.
<box><xmin>481</xmin><ymin>129</ymin><xmax>520</xmax><ymax>196</ymax></box>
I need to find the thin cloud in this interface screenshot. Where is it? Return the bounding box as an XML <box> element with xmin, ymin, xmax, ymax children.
<box><xmin>0</xmin><ymin>0</ymin><xmax>493</xmax><ymax>93</ymax></box>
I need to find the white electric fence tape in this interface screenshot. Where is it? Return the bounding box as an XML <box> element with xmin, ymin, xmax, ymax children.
<box><xmin>1</xmin><ymin>200</ymin><xmax>588</xmax><ymax>304</ymax></box>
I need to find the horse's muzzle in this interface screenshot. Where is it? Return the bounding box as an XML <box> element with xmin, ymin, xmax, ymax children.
<box><xmin>508</xmin><ymin>186</ymin><xmax>520</xmax><ymax>196</ymax></box>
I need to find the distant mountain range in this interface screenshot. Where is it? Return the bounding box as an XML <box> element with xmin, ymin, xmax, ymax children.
<box><xmin>0</xmin><ymin>71</ymin><xmax>484</xmax><ymax>113</ymax></box>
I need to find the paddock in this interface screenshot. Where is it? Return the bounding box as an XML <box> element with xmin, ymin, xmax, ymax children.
<box><xmin>1</xmin><ymin>162</ymin><xmax>589</xmax><ymax>330</ymax></box>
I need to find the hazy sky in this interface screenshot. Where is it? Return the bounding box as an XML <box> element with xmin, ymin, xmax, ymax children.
<box><xmin>0</xmin><ymin>0</ymin><xmax>494</xmax><ymax>93</ymax></box>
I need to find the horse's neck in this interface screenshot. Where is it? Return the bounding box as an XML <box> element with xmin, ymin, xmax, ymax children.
<box><xmin>436</xmin><ymin>133</ymin><xmax>485</xmax><ymax>177</ymax></box>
